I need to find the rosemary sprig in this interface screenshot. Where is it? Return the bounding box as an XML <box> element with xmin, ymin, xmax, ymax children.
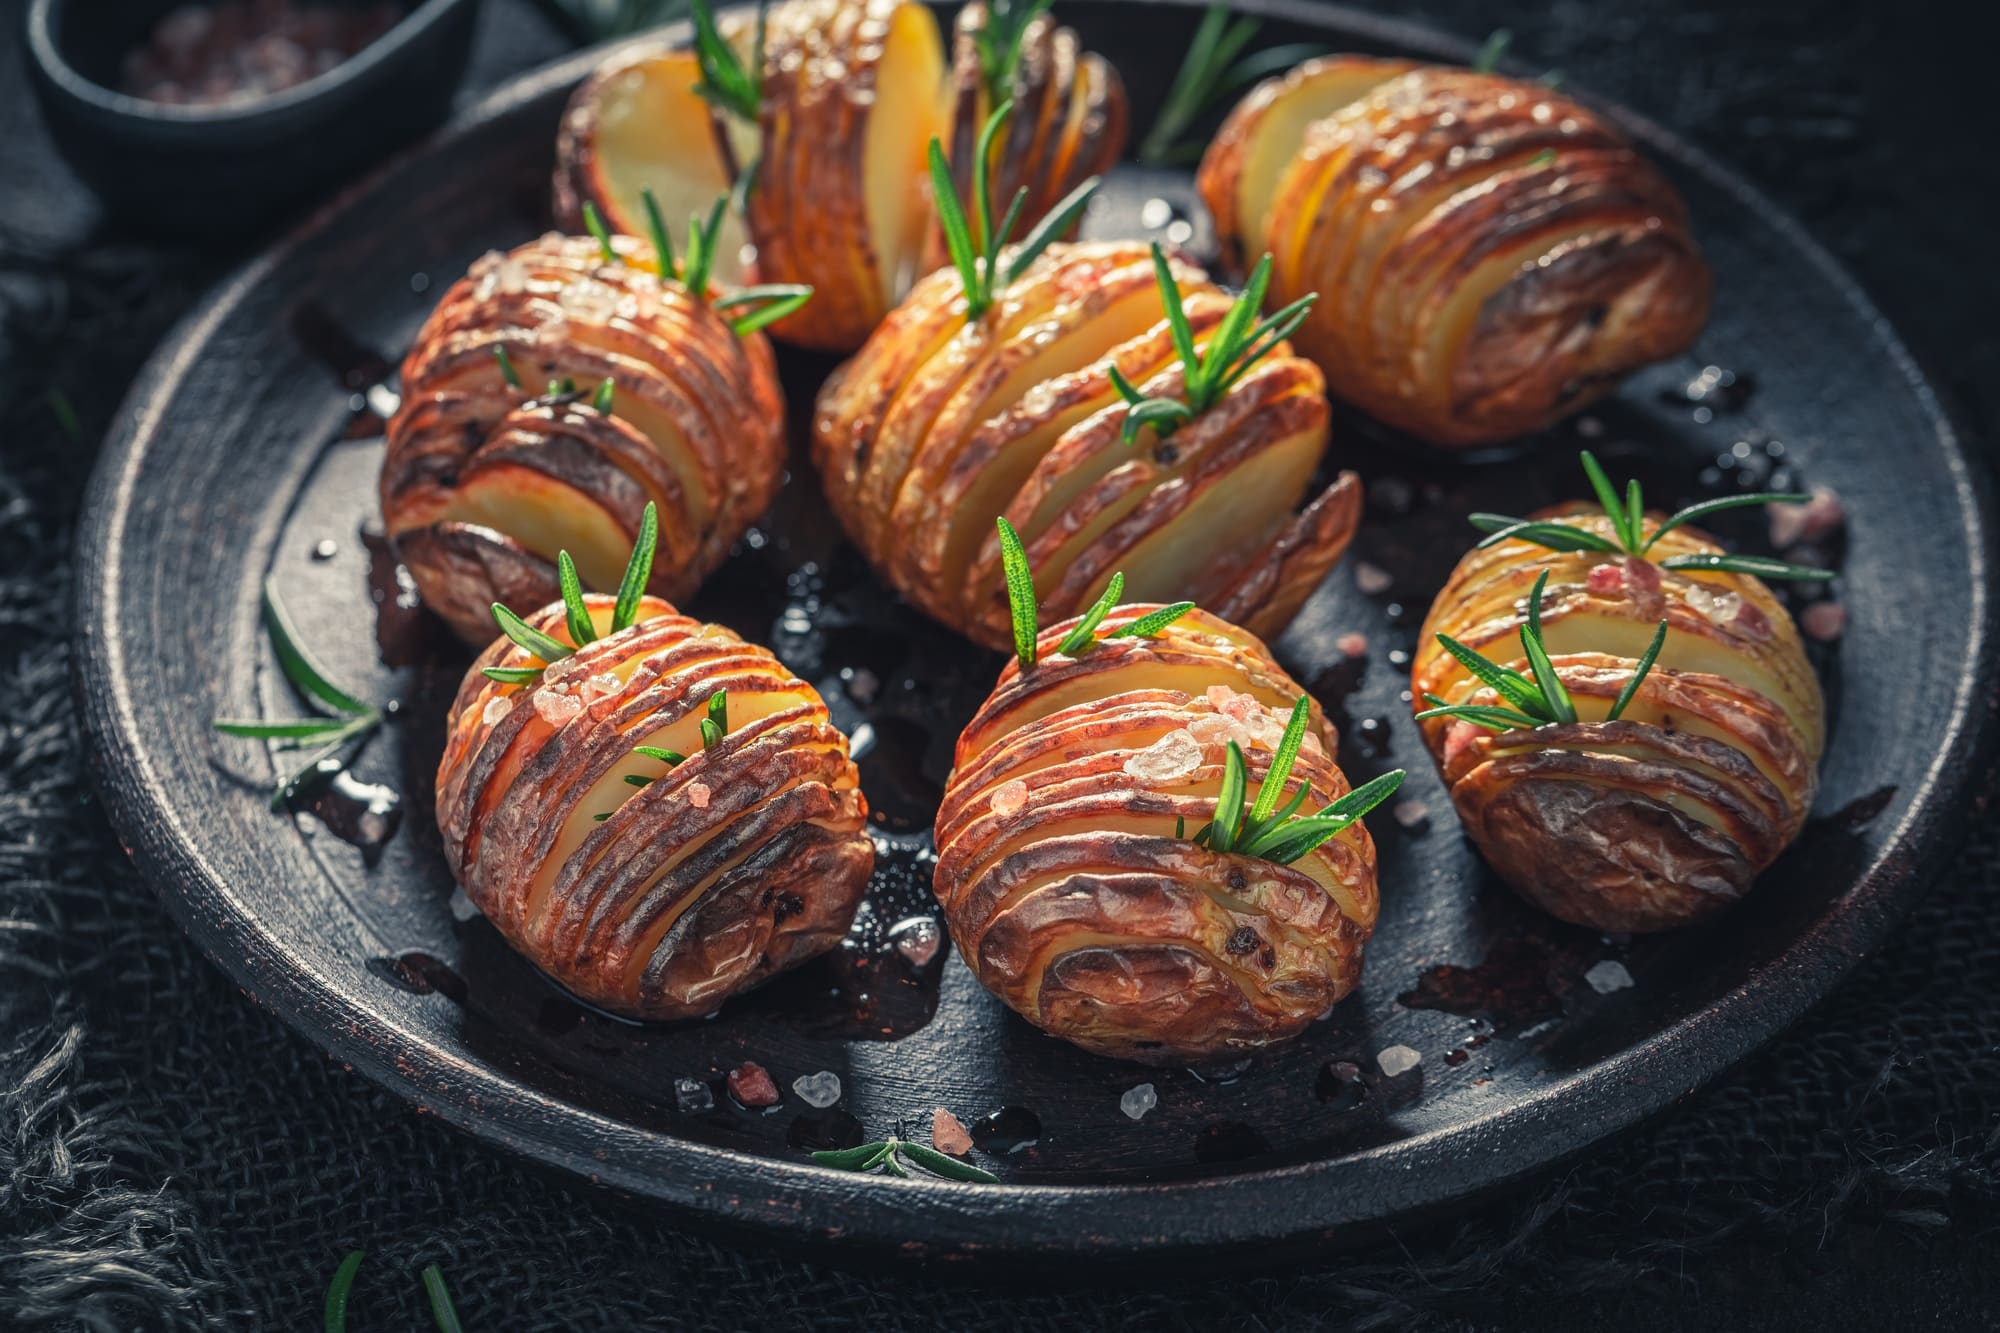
<box><xmin>591</xmin><ymin>377</ymin><xmax>615</xmax><ymax>413</ymax></box>
<box><xmin>812</xmin><ymin>1136</ymin><xmax>1001</xmax><ymax>1183</ymax></box>
<box><xmin>1471</xmin><ymin>27</ymin><xmax>1510</xmax><ymax>72</ymax></box>
<box><xmin>700</xmin><ymin>690</ymin><xmax>729</xmax><ymax>749</ymax></box>
<box><xmin>932</xmin><ymin>102</ymin><xmax>1101</xmax><ymax>322</ymax></box>
<box><xmin>421</xmin><ymin>1264</ymin><xmax>463</xmax><ymax>1333</ymax></box>
<box><xmin>970</xmin><ymin>0</ymin><xmax>1053</xmax><ymax>104</ymax></box>
<box><xmin>1187</xmin><ymin>696</ymin><xmax>1406</xmax><ymax>864</ymax></box>
<box><xmin>1138</xmin><ymin>3</ymin><xmax>1323</xmax><ymax>166</ymax></box>
<box><xmin>213</xmin><ymin>580</ymin><xmax>385</xmax><ymax>811</ymax></box>
<box><xmin>1416</xmin><ymin>571</ymin><xmax>1669</xmax><ymax>731</ymax></box>
<box><xmin>482</xmin><ymin>501</ymin><xmax>660</xmax><ymax>684</ymax></box>
<box><xmin>712</xmin><ymin>283</ymin><xmax>815</xmax><ymax>335</ymax></box>
<box><xmin>593</xmin><ymin>187</ymin><xmax>812</xmax><ymax>335</ymax></box>
<box><xmin>494</xmin><ymin>345</ymin><xmax>520</xmax><ymax>388</ymax></box>
<box><xmin>995</xmin><ymin>516</ymin><xmax>1195</xmax><ymax>670</ymax></box>
<box><xmin>690</xmin><ymin>0</ymin><xmax>764</xmax><ymax>123</ymax></box>
<box><xmin>323</xmin><ymin>1249</ymin><xmax>364</xmax><ymax>1333</ymax></box>
<box><xmin>1105</xmin><ymin>247</ymin><xmax>1315</xmax><ymax>445</ymax></box>
<box><xmin>1469</xmin><ymin>451</ymin><xmax>1829</xmax><ymax>580</ymax></box>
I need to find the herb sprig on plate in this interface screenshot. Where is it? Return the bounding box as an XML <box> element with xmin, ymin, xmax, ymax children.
<box><xmin>969</xmin><ymin>0</ymin><xmax>1054</xmax><ymax>104</ymax></box>
<box><xmin>1105</xmin><ymin>246</ymin><xmax>1315</xmax><ymax>446</ymax></box>
<box><xmin>995</xmin><ymin>516</ymin><xmax>1195</xmax><ymax>670</ymax></box>
<box><xmin>483</xmin><ymin>502</ymin><xmax>660</xmax><ymax>686</ymax></box>
<box><xmin>579</xmin><ymin>191</ymin><xmax>812</xmax><ymax>336</ymax></box>
<box><xmin>933</xmin><ymin>102</ymin><xmax>1101</xmax><ymax>322</ymax></box>
<box><xmin>1190</xmin><ymin>695</ymin><xmax>1405</xmax><ymax>865</ymax></box>
<box><xmin>212</xmin><ymin>580</ymin><xmax>387</xmax><ymax>810</ymax></box>
<box><xmin>690</xmin><ymin>0</ymin><xmax>766</xmax><ymax>123</ymax></box>
<box><xmin>1139</xmin><ymin>3</ymin><xmax>1324</xmax><ymax>165</ymax></box>
<box><xmin>322</xmin><ymin>1251</ymin><xmax>463</xmax><ymax>1333</ymax></box>
<box><xmin>812</xmin><ymin>1135</ymin><xmax>1000</xmax><ymax>1183</ymax></box>
<box><xmin>1470</xmin><ymin>451</ymin><xmax>1828</xmax><ymax>580</ymax></box>
<box><xmin>1416</xmin><ymin>570</ymin><xmax>1670</xmax><ymax>732</ymax></box>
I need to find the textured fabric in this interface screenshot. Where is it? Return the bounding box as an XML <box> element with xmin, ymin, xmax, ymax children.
<box><xmin>2</xmin><ymin>2</ymin><xmax>1996</xmax><ymax>1329</ymax></box>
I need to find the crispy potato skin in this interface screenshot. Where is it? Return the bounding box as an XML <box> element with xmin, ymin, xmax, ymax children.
<box><xmin>812</xmin><ymin>239</ymin><xmax>1359</xmax><ymax>651</ymax></box>
<box><xmin>1198</xmin><ymin>61</ymin><xmax>1711</xmax><ymax>446</ymax></box>
<box><xmin>1412</xmin><ymin>509</ymin><xmax>1824</xmax><ymax>931</ymax></box>
<box><xmin>438</xmin><ymin>594</ymin><xmax>872</xmax><ymax>1020</ymax></box>
<box><xmin>936</xmin><ymin>606</ymin><xmax>1382</xmax><ymax>1063</ymax></box>
<box><xmin>383</xmin><ymin>233</ymin><xmax>785</xmax><ymax>643</ymax></box>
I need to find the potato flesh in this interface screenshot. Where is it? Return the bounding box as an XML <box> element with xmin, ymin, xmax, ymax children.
<box><xmin>865</xmin><ymin>3</ymin><xmax>947</xmax><ymax>305</ymax></box>
<box><xmin>934</xmin><ymin>609</ymin><xmax>1381</xmax><ymax>1062</ymax></box>
<box><xmin>437</xmin><ymin>595</ymin><xmax>871</xmax><ymax>1020</ymax></box>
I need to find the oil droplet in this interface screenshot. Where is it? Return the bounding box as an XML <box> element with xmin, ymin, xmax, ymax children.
<box><xmin>969</xmin><ymin>1106</ymin><xmax>1042</xmax><ymax>1155</ymax></box>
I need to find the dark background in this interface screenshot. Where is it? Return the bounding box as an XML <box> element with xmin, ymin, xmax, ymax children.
<box><xmin>2</xmin><ymin>1</ymin><xmax>1995</xmax><ymax>1328</ymax></box>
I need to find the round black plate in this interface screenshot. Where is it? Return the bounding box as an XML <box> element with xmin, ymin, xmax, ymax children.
<box><xmin>74</xmin><ymin>0</ymin><xmax>1996</xmax><ymax>1263</ymax></box>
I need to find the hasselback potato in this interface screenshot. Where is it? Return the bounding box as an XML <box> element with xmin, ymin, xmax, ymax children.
<box><xmin>935</xmin><ymin>592</ymin><xmax>1396</xmax><ymax>1063</ymax></box>
<box><xmin>1197</xmin><ymin>59</ymin><xmax>1711</xmax><ymax>446</ymax></box>
<box><xmin>813</xmin><ymin>236</ymin><xmax>1360</xmax><ymax>651</ymax></box>
<box><xmin>382</xmin><ymin>232</ymin><xmax>786</xmax><ymax>644</ymax></box>
<box><xmin>553</xmin><ymin>0</ymin><xmax>1122</xmax><ymax>352</ymax></box>
<box><xmin>438</xmin><ymin>529</ymin><xmax>872</xmax><ymax>1020</ymax></box>
<box><xmin>1412</xmin><ymin>460</ymin><xmax>1825</xmax><ymax>931</ymax></box>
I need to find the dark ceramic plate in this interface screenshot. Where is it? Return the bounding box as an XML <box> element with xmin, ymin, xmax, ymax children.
<box><xmin>74</xmin><ymin>0</ymin><xmax>1996</xmax><ymax>1264</ymax></box>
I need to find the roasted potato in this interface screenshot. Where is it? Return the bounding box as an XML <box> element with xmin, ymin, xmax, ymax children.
<box><xmin>382</xmin><ymin>233</ymin><xmax>785</xmax><ymax>643</ymax></box>
<box><xmin>438</xmin><ymin>592</ymin><xmax>872</xmax><ymax>1020</ymax></box>
<box><xmin>935</xmin><ymin>605</ymin><xmax>1383</xmax><ymax>1062</ymax></box>
<box><xmin>1197</xmin><ymin>60</ymin><xmax>1711</xmax><ymax>446</ymax></box>
<box><xmin>937</xmin><ymin>0</ymin><xmax>1126</xmax><ymax>258</ymax></box>
<box><xmin>812</xmin><ymin>239</ymin><xmax>1361</xmax><ymax>651</ymax></box>
<box><xmin>1412</xmin><ymin>506</ymin><xmax>1824</xmax><ymax>931</ymax></box>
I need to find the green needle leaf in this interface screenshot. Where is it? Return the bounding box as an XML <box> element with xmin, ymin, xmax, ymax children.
<box><xmin>1519</xmin><ymin>571</ymin><xmax>1577</xmax><ymax>724</ymax></box>
<box><xmin>1151</xmin><ymin>242</ymin><xmax>1199</xmax><ymax>379</ymax></box>
<box><xmin>812</xmin><ymin>1141</ymin><xmax>890</xmax><ymax>1170</ymax></box>
<box><xmin>1055</xmin><ymin>572</ymin><xmax>1124</xmax><ymax>655</ymax></box>
<box><xmin>703</xmin><ymin>689</ymin><xmax>730</xmax><ymax>746</ymax></box>
<box><xmin>1469</xmin><ymin>515</ymin><xmax>1621</xmax><ymax>553</ymax></box>
<box><xmin>1607</xmin><ymin>619</ymin><xmax>1669</xmax><ymax>721</ymax></box>
<box><xmin>1138</xmin><ymin>3</ymin><xmax>1264</xmax><ymax>165</ymax></box>
<box><xmin>1435</xmin><ymin>633</ymin><xmax>1545</xmax><ymax>715</ymax></box>
<box><xmin>898</xmin><ymin>1140</ymin><xmax>1002</xmax><ymax>1183</ymax></box>
<box><xmin>1246</xmin><ymin>769</ymin><xmax>1407</xmax><ymax>864</ymax></box>
<box><xmin>262</xmin><ymin>579</ymin><xmax>371</xmax><ymax>716</ymax></box>
<box><xmin>1106</xmin><ymin>362</ymin><xmax>1146</xmax><ymax>406</ymax></box>
<box><xmin>481</xmin><ymin>665</ymin><xmax>544</xmax><ymax>685</ymax></box>
<box><xmin>323</xmin><ymin>1249</ymin><xmax>365</xmax><ymax>1333</ymax></box>
<box><xmin>491</xmin><ymin>603</ymin><xmax>572</xmax><ymax>664</ymax></box>
<box><xmin>1579</xmin><ymin>451</ymin><xmax>1636</xmax><ymax>552</ymax></box>
<box><xmin>214</xmin><ymin>718</ymin><xmax>354</xmax><ymax>740</ymax></box>
<box><xmin>592</xmin><ymin>377</ymin><xmax>616</xmax><ymax>413</ymax></box>
<box><xmin>493</xmin><ymin>345</ymin><xmax>520</xmax><ymax>388</ymax></box>
<box><xmin>641</xmin><ymin>187</ymin><xmax>677</xmax><ymax>280</ymax></box>
<box><xmin>422</xmin><ymin>1264</ymin><xmax>463</xmax><ymax>1333</ymax></box>
<box><xmin>996</xmin><ymin>515</ymin><xmax>1039</xmax><ymax>670</ymax></box>
<box><xmin>1248</xmin><ymin>695</ymin><xmax>1311</xmax><ymax>824</ymax></box>
<box><xmin>931</xmin><ymin>137</ymin><xmax>985</xmax><ymax>316</ymax></box>
<box><xmin>582</xmin><ymin>201</ymin><xmax>618</xmax><ymax>264</ymax></box>
<box><xmin>1208</xmin><ymin>741</ymin><xmax>1249</xmax><ymax>853</ymax></box>
<box><xmin>1659</xmin><ymin>552</ymin><xmax>1830</xmax><ymax>581</ymax></box>
<box><xmin>683</xmin><ymin>193</ymin><xmax>731</xmax><ymax>296</ymax></box>
<box><xmin>1108</xmin><ymin>601</ymin><xmax>1197</xmax><ymax>638</ymax></box>
<box><xmin>557</xmin><ymin>551</ymin><xmax>595</xmax><ymax>648</ymax></box>
<box><xmin>1414</xmin><ymin>694</ymin><xmax>1545</xmax><ymax>732</ymax></box>
<box><xmin>1000</xmin><ymin>175</ymin><xmax>1101</xmax><ymax>283</ymax></box>
<box><xmin>1644</xmin><ymin>490</ymin><xmax>1813</xmax><ymax>551</ymax></box>
<box><xmin>1472</xmin><ymin>27</ymin><xmax>1511</xmax><ymax>72</ymax></box>
<box><xmin>611</xmin><ymin>501</ymin><xmax>659</xmax><ymax>633</ymax></box>
<box><xmin>623</xmin><ymin>773</ymin><xmax>655</xmax><ymax>788</ymax></box>
<box><xmin>1120</xmin><ymin>396</ymin><xmax>1194</xmax><ymax>446</ymax></box>
<box><xmin>634</xmin><ymin>745</ymin><xmax>685</xmax><ymax>765</ymax></box>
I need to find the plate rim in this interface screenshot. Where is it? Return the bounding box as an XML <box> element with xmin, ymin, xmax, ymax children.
<box><xmin>71</xmin><ymin>0</ymin><xmax>2000</xmax><ymax>1261</ymax></box>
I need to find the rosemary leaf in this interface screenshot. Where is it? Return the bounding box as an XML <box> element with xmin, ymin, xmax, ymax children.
<box><xmin>641</xmin><ymin>187</ymin><xmax>676</xmax><ymax>280</ymax></box>
<box><xmin>1642</xmin><ymin>490</ymin><xmax>1812</xmax><ymax>550</ymax></box>
<box><xmin>262</xmin><ymin>579</ymin><xmax>371</xmax><ymax>716</ymax></box>
<box><xmin>1108</xmin><ymin>601</ymin><xmax>1196</xmax><ymax>638</ymax></box>
<box><xmin>323</xmin><ymin>1249</ymin><xmax>365</xmax><ymax>1333</ymax></box>
<box><xmin>931</xmin><ymin>139</ymin><xmax>984</xmax><ymax>312</ymax></box>
<box><xmin>1471</xmin><ymin>27</ymin><xmax>1511</xmax><ymax>73</ymax></box>
<box><xmin>592</xmin><ymin>377</ymin><xmax>615</xmax><ymax>413</ymax></box>
<box><xmin>493</xmin><ymin>345</ymin><xmax>520</xmax><ymax>388</ymax></box>
<box><xmin>1519</xmin><ymin>571</ymin><xmax>1577</xmax><ymax>723</ymax></box>
<box><xmin>1469</xmin><ymin>515</ymin><xmax>1620</xmax><ymax>553</ymax></box>
<box><xmin>1435</xmin><ymin>633</ymin><xmax>1546</xmax><ymax>715</ymax></box>
<box><xmin>1660</xmin><ymin>552</ymin><xmax>1831</xmax><ymax>581</ymax></box>
<box><xmin>897</xmin><ymin>1140</ymin><xmax>1001</xmax><ymax>1183</ymax></box>
<box><xmin>1208</xmin><ymin>741</ymin><xmax>1249</xmax><ymax>853</ymax></box>
<box><xmin>482</xmin><ymin>665</ymin><xmax>544</xmax><ymax>685</ymax></box>
<box><xmin>1055</xmin><ymin>572</ymin><xmax>1124</xmax><ymax>655</ymax></box>
<box><xmin>1414</xmin><ymin>698</ymin><xmax>1550</xmax><ymax>732</ymax></box>
<box><xmin>691</xmin><ymin>0</ymin><xmax>762</xmax><ymax>123</ymax></box>
<box><xmin>1245</xmin><ymin>769</ymin><xmax>1406</xmax><ymax>864</ymax></box>
<box><xmin>635</xmin><ymin>745</ymin><xmax>685</xmax><ymax>765</ymax></box>
<box><xmin>490</xmin><ymin>603</ymin><xmax>572</xmax><ymax>664</ymax></box>
<box><xmin>996</xmin><ymin>516</ymin><xmax>1039</xmax><ymax>670</ymax></box>
<box><xmin>611</xmin><ymin>501</ymin><xmax>659</xmax><ymax>633</ymax></box>
<box><xmin>1578</xmin><ymin>451</ymin><xmax>1634</xmax><ymax>551</ymax></box>
<box><xmin>1151</xmin><ymin>243</ymin><xmax>1200</xmax><ymax>378</ymax></box>
<box><xmin>999</xmin><ymin>174</ymin><xmax>1101</xmax><ymax>284</ymax></box>
<box><xmin>421</xmin><ymin>1264</ymin><xmax>463</xmax><ymax>1333</ymax></box>
<box><xmin>1138</xmin><ymin>3</ymin><xmax>1261</xmax><ymax>165</ymax></box>
<box><xmin>582</xmin><ymin>200</ymin><xmax>618</xmax><ymax>264</ymax></box>
<box><xmin>214</xmin><ymin>717</ymin><xmax>354</xmax><ymax>740</ymax></box>
<box><xmin>1607</xmin><ymin>619</ymin><xmax>1669</xmax><ymax>721</ymax></box>
<box><xmin>716</xmin><ymin>284</ymin><xmax>815</xmax><ymax>336</ymax></box>
<box><xmin>557</xmin><ymin>551</ymin><xmax>596</xmax><ymax>650</ymax></box>
<box><xmin>812</xmin><ymin>1141</ymin><xmax>890</xmax><ymax>1170</ymax></box>
<box><xmin>1247</xmin><ymin>696</ymin><xmax>1311</xmax><ymax>824</ymax></box>
<box><xmin>682</xmin><ymin>194</ymin><xmax>731</xmax><ymax>297</ymax></box>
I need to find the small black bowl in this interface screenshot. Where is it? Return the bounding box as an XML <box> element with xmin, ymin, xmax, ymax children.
<box><xmin>26</xmin><ymin>0</ymin><xmax>484</xmax><ymax>235</ymax></box>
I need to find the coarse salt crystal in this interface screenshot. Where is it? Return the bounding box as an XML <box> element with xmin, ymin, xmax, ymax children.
<box><xmin>1584</xmin><ymin>960</ymin><xmax>1635</xmax><ymax>994</ymax></box>
<box><xmin>447</xmin><ymin>887</ymin><xmax>482</xmax><ymax>922</ymax></box>
<box><xmin>1124</xmin><ymin>729</ymin><xmax>1203</xmax><ymax>783</ymax></box>
<box><xmin>892</xmin><ymin>916</ymin><xmax>941</xmax><ymax>967</ymax></box>
<box><xmin>1242</xmin><ymin>712</ymin><xmax>1287</xmax><ymax>751</ymax></box>
<box><xmin>1336</xmin><ymin>632</ymin><xmax>1369</xmax><ymax>657</ymax></box>
<box><xmin>1622</xmin><ymin>557</ymin><xmax>1662</xmax><ymax>593</ymax></box>
<box><xmin>1354</xmin><ymin>562</ymin><xmax>1394</xmax><ymax>595</ymax></box>
<box><xmin>792</xmin><ymin>1070</ymin><xmax>841</xmax><ymax>1108</ymax></box>
<box><xmin>1119</xmin><ymin>1083</ymin><xmax>1158</xmax><ymax>1120</ymax></box>
<box><xmin>1683</xmin><ymin>582</ymin><xmax>1743</xmax><ymax>627</ymax></box>
<box><xmin>1220</xmin><ymin>693</ymin><xmax>1263</xmax><ymax>724</ymax></box>
<box><xmin>1205</xmin><ymin>684</ymin><xmax>1241</xmax><ymax>711</ymax></box>
<box><xmin>989</xmin><ymin>778</ymin><xmax>1029</xmax><ymax>817</ymax></box>
<box><xmin>1769</xmin><ymin>485</ymin><xmax>1844</xmax><ymax>549</ymax></box>
<box><xmin>1187</xmin><ymin>714</ymin><xmax>1242</xmax><ymax>746</ymax></box>
<box><xmin>481</xmin><ymin>695</ymin><xmax>513</xmax><ymax>726</ymax></box>
<box><xmin>579</xmin><ymin>672</ymin><xmax>621</xmax><ymax>702</ymax></box>
<box><xmin>687</xmin><ymin>782</ymin><xmax>712</xmax><ymax>809</ymax></box>
<box><xmin>1376</xmin><ymin>1044</ymin><xmax>1422</xmax><ymax>1078</ymax></box>
<box><xmin>1586</xmin><ymin>563</ymin><xmax>1625</xmax><ymax>595</ymax></box>
<box><xmin>727</xmin><ymin>1061</ymin><xmax>781</xmax><ymax>1108</ymax></box>
<box><xmin>1802</xmin><ymin>602</ymin><xmax>1846</xmax><ymax>642</ymax></box>
<box><xmin>532</xmin><ymin>690</ymin><xmax>582</xmax><ymax>725</ymax></box>
<box><xmin>1391</xmin><ymin>800</ymin><xmax>1429</xmax><ymax>829</ymax></box>
<box><xmin>931</xmin><ymin>1107</ymin><xmax>973</xmax><ymax>1155</ymax></box>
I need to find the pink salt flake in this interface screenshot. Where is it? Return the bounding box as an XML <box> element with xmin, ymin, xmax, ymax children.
<box><xmin>1684</xmin><ymin>582</ymin><xmax>1743</xmax><ymax>627</ymax></box>
<box><xmin>931</xmin><ymin>1107</ymin><xmax>974</xmax><ymax>1157</ymax></box>
<box><xmin>687</xmin><ymin>782</ymin><xmax>712</xmax><ymax>809</ymax></box>
<box><xmin>1220</xmin><ymin>693</ymin><xmax>1263</xmax><ymax>724</ymax></box>
<box><xmin>481</xmin><ymin>695</ymin><xmax>514</xmax><ymax>726</ymax></box>
<box><xmin>1734</xmin><ymin>599</ymin><xmax>1774</xmax><ymax>640</ymax></box>
<box><xmin>1205</xmin><ymin>684</ymin><xmax>1242</xmax><ymax>711</ymax></box>
<box><xmin>1622</xmin><ymin>557</ymin><xmax>1662</xmax><ymax>593</ymax></box>
<box><xmin>989</xmin><ymin>778</ymin><xmax>1029</xmax><ymax>817</ymax></box>
<box><xmin>532</xmin><ymin>690</ymin><xmax>583</xmax><ymax>725</ymax></box>
<box><xmin>579</xmin><ymin>671</ymin><xmax>621</xmax><ymax>702</ymax></box>
<box><xmin>1354</xmin><ymin>561</ymin><xmax>1394</xmax><ymax>595</ymax></box>
<box><xmin>1242</xmin><ymin>712</ymin><xmax>1288</xmax><ymax>751</ymax></box>
<box><xmin>727</xmin><ymin>1061</ymin><xmax>781</xmax><ymax>1108</ymax></box>
<box><xmin>1769</xmin><ymin>486</ymin><xmax>1844</xmax><ymax>549</ymax></box>
<box><xmin>1336</xmin><ymin>632</ymin><xmax>1369</xmax><ymax>658</ymax></box>
<box><xmin>1186</xmin><ymin>714</ymin><xmax>1241</xmax><ymax>746</ymax></box>
<box><xmin>1123</xmin><ymin>729</ymin><xmax>1203</xmax><ymax>784</ymax></box>
<box><xmin>1802</xmin><ymin>601</ymin><xmax>1846</xmax><ymax>642</ymax></box>
<box><xmin>1586</xmin><ymin>563</ymin><xmax>1625</xmax><ymax>595</ymax></box>
<box><xmin>1391</xmin><ymin>799</ymin><xmax>1430</xmax><ymax>829</ymax></box>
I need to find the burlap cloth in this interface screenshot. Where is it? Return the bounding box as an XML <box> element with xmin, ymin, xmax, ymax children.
<box><xmin>2</xmin><ymin>2</ymin><xmax>1994</xmax><ymax>1327</ymax></box>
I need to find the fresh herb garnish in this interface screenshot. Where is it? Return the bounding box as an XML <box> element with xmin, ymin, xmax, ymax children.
<box><xmin>932</xmin><ymin>102</ymin><xmax>1101</xmax><ymax>322</ymax></box>
<box><xmin>700</xmin><ymin>689</ymin><xmax>729</xmax><ymax>749</ymax></box>
<box><xmin>995</xmin><ymin>516</ymin><xmax>1195</xmax><ymax>670</ymax></box>
<box><xmin>546</xmin><ymin>376</ymin><xmax>578</xmax><ymax>399</ymax></box>
<box><xmin>1105</xmin><ymin>246</ymin><xmax>1315</xmax><ymax>446</ymax></box>
<box><xmin>1471</xmin><ymin>27</ymin><xmax>1510</xmax><ymax>72</ymax></box>
<box><xmin>690</xmin><ymin>0</ymin><xmax>765</xmax><ymax>123</ymax></box>
<box><xmin>591</xmin><ymin>377</ymin><xmax>615</xmax><ymax>413</ymax></box>
<box><xmin>1187</xmin><ymin>696</ymin><xmax>1406</xmax><ymax>865</ymax></box>
<box><xmin>493</xmin><ymin>345</ymin><xmax>521</xmax><ymax>388</ymax></box>
<box><xmin>1416</xmin><ymin>570</ymin><xmax>1669</xmax><ymax>731</ymax></box>
<box><xmin>323</xmin><ymin>1249</ymin><xmax>364</xmax><ymax>1333</ymax></box>
<box><xmin>213</xmin><ymin>580</ymin><xmax>386</xmax><ymax>811</ymax></box>
<box><xmin>1470</xmin><ymin>451</ymin><xmax>1828</xmax><ymax>580</ymax></box>
<box><xmin>421</xmin><ymin>1264</ymin><xmax>463</xmax><ymax>1333</ymax></box>
<box><xmin>482</xmin><ymin>501</ymin><xmax>659</xmax><ymax>684</ymax></box>
<box><xmin>586</xmin><ymin>187</ymin><xmax>813</xmax><ymax>335</ymax></box>
<box><xmin>1138</xmin><ymin>3</ymin><xmax>1323</xmax><ymax>165</ymax></box>
<box><xmin>970</xmin><ymin>0</ymin><xmax>1053</xmax><ymax>103</ymax></box>
<box><xmin>47</xmin><ymin>386</ymin><xmax>82</xmax><ymax>445</ymax></box>
<box><xmin>812</xmin><ymin>1136</ymin><xmax>1001</xmax><ymax>1183</ymax></box>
